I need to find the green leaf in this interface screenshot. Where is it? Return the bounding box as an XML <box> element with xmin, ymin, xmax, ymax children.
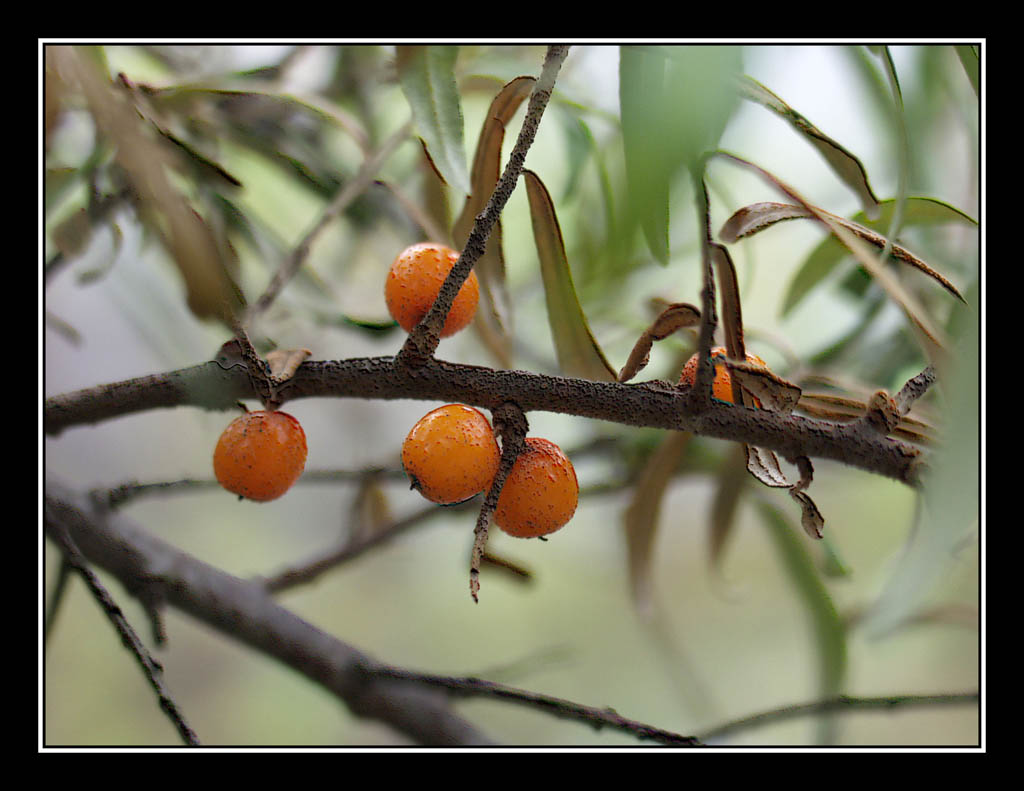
<box><xmin>953</xmin><ymin>45</ymin><xmax>979</xmax><ymax>97</ymax></box>
<box><xmin>620</xmin><ymin>45</ymin><xmax>741</xmax><ymax>264</ymax></box>
<box><xmin>739</xmin><ymin>75</ymin><xmax>881</xmax><ymax>220</ymax></box>
<box><xmin>524</xmin><ymin>169</ymin><xmax>617</xmax><ymax>381</ymax></box>
<box><xmin>860</xmin><ymin>286</ymin><xmax>979</xmax><ymax>637</ymax></box>
<box><xmin>396</xmin><ymin>45</ymin><xmax>470</xmax><ymax>196</ymax></box>
<box><xmin>782</xmin><ymin>197</ymin><xmax>977</xmax><ymax>316</ymax></box>
<box><xmin>759</xmin><ymin>501</ymin><xmax>847</xmax><ymax>741</ymax></box>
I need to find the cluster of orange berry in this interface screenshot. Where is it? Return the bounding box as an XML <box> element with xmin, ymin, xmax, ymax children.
<box><xmin>402</xmin><ymin>404</ymin><xmax>578</xmax><ymax>538</ymax></box>
<box><xmin>210</xmin><ymin>242</ymin><xmax>579</xmax><ymax>539</ymax></box>
<box><xmin>386</xmin><ymin>241</ymin><xmax>577</xmax><ymax>536</ymax></box>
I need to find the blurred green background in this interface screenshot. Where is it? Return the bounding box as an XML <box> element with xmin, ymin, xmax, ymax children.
<box><xmin>43</xmin><ymin>43</ymin><xmax>979</xmax><ymax>747</ymax></box>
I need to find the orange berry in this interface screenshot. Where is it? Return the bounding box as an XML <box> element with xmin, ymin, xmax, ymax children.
<box><xmin>679</xmin><ymin>347</ymin><xmax>767</xmax><ymax>405</ymax></box>
<box><xmin>385</xmin><ymin>242</ymin><xmax>479</xmax><ymax>338</ymax></box>
<box><xmin>213</xmin><ymin>410</ymin><xmax>308</xmax><ymax>502</ymax></box>
<box><xmin>495</xmin><ymin>438</ymin><xmax>578</xmax><ymax>539</ymax></box>
<box><xmin>402</xmin><ymin>404</ymin><xmax>501</xmax><ymax>505</ymax></box>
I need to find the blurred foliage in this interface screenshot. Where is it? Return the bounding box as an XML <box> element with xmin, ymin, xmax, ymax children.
<box><xmin>44</xmin><ymin>43</ymin><xmax>980</xmax><ymax>748</ymax></box>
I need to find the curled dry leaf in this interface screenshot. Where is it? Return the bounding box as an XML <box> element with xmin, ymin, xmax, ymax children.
<box><xmin>618</xmin><ymin>303</ymin><xmax>700</xmax><ymax>383</ymax></box>
<box><xmin>266</xmin><ymin>348</ymin><xmax>312</xmax><ymax>383</ymax></box>
<box><xmin>718</xmin><ymin>201</ymin><xmax>812</xmax><ymax>244</ymax></box>
<box><xmin>745</xmin><ymin>445</ymin><xmax>790</xmax><ymax>488</ymax></box>
<box><xmin>727</xmin><ymin>360</ymin><xmax>802</xmax><ymax>414</ymax></box>
<box><xmin>789</xmin><ymin>456</ymin><xmax>824</xmax><ymax>539</ymax></box>
<box><xmin>790</xmin><ymin>490</ymin><xmax>825</xmax><ymax>539</ymax></box>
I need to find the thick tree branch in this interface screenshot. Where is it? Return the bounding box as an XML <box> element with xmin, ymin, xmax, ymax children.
<box><xmin>45</xmin><ymin>357</ymin><xmax>927</xmax><ymax>487</ymax></box>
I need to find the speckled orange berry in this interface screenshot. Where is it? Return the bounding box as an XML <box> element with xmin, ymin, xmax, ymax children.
<box><xmin>402</xmin><ymin>404</ymin><xmax>500</xmax><ymax>505</ymax></box>
<box><xmin>495</xmin><ymin>438</ymin><xmax>578</xmax><ymax>539</ymax></box>
<box><xmin>679</xmin><ymin>347</ymin><xmax>767</xmax><ymax>405</ymax></box>
<box><xmin>385</xmin><ymin>242</ymin><xmax>479</xmax><ymax>338</ymax></box>
<box><xmin>213</xmin><ymin>410</ymin><xmax>308</xmax><ymax>502</ymax></box>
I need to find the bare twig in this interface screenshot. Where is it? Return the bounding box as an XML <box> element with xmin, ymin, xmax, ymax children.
<box><xmin>247</xmin><ymin>119</ymin><xmax>414</xmax><ymax>321</ymax></box>
<box><xmin>43</xmin><ymin>510</ymin><xmax>201</xmax><ymax>746</ymax></box>
<box><xmin>371</xmin><ymin>667</ymin><xmax>702</xmax><ymax>746</ymax></box>
<box><xmin>699</xmin><ymin>691</ymin><xmax>979</xmax><ymax>744</ymax></box>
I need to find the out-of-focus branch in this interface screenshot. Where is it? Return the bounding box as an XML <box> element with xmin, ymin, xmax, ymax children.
<box><xmin>44</xmin><ymin>475</ymin><xmax>492</xmax><ymax>747</ymax></box>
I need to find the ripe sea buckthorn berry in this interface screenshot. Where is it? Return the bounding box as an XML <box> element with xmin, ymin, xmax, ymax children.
<box><xmin>402</xmin><ymin>404</ymin><xmax>501</xmax><ymax>505</ymax></box>
<box><xmin>679</xmin><ymin>346</ymin><xmax>767</xmax><ymax>405</ymax></box>
<box><xmin>213</xmin><ymin>410</ymin><xmax>308</xmax><ymax>502</ymax></box>
<box><xmin>385</xmin><ymin>242</ymin><xmax>479</xmax><ymax>338</ymax></box>
<box><xmin>495</xmin><ymin>438</ymin><xmax>579</xmax><ymax>539</ymax></box>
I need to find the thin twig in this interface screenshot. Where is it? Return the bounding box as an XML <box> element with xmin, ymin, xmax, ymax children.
<box><xmin>699</xmin><ymin>691</ymin><xmax>979</xmax><ymax>744</ymax></box>
<box><xmin>247</xmin><ymin>119</ymin><xmax>414</xmax><ymax>320</ymax></box>
<box><xmin>397</xmin><ymin>45</ymin><xmax>570</xmax><ymax>366</ymax></box>
<box><xmin>43</xmin><ymin>513</ymin><xmax>201</xmax><ymax>746</ymax></box>
<box><xmin>371</xmin><ymin>666</ymin><xmax>702</xmax><ymax>746</ymax></box>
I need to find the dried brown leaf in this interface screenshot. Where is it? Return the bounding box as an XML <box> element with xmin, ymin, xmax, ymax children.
<box><xmin>266</xmin><ymin>348</ymin><xmax>312</xmax><ymax>383</ymax></box>
<box><xmin>719</xmin><ymin>201</ymin><xmax>966</xmax><ymax>304</ymax></box>
<box><xmin>618</xmin><ymin>303</ymin><xmax>700</xmax><ymax>383</ymax></box>
<box><xmin>728</xmin><ymin>361</ymin><xmax>803</xmax><ymax>414</ymax></box>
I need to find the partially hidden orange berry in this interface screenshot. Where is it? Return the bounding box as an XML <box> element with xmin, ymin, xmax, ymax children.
<box><xmin>402</xmin><ymin>404</ymin><xmax>500</xmax><ymax>505</ymax></box>
<box><xmin>679</xmin><ymin>347</ymin><xmax>767</xmax><ymax>406</ymax></box>
<box><xmin>385</xmin><ymin>242</ymin><xmax>479</xmax><ymax>338</ymax></box>
<box><xmin>495</xmin><ymin>438</ymin><xmax>579</xmax><ymax>539</ymax></box>
<box><xmin>213</xmin><ymin>410</ymin><xmax>308</xmax><ymax>502</ymax></box>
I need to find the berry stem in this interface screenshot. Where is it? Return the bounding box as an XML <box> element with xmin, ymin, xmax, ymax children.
<box><xmin>470</xmin><ymin>403</ymin><xmax>529</xmax><ymax>602</ymax></box>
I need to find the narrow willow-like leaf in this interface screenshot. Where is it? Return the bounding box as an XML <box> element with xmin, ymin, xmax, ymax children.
<box><xmin>395</xmin><ymin>46</ymin><xmax>470</xmax><ymax>196</ymax></box>
<box><xmin>453</xmin><ymin>76</ymin><xmax>535</xmax><ymax>348</ymax></box>
<box><xmin>56</xmin><ymin>48</ymin><xmax>243</xmax><ymax>321</ymax></box>
<box><xmin>862</xmin><ymin>289</ymin><xmax>979</xmax><ymax>638</ymax></box>
<box><xmin>619</xmin><ymin>46</ymin><xmax>670</xmax><ymax>264</ymax></box>
<box><xmin>781</xmin><ymin>197</ymin><xmax>976</xmax><ymax>316</ymax></box>
<box><xmin>758</xmin><ymin>502</ymin><xmax>847</xmax><ymax>733</ymax></box>
<box><xmin>716</xmin><ymin>152</ymin><xmax>949</xmax><ymax>356</ymax></box>
<box><xmin>953</xmin><ymin>45</ymin><xmax>979</xmax><ymax>97</ymax></box>
<box><xmin>724</xmin><ymin>200</ymin><xmax>966</xmax><ymax>308</ymax></box>
<box><xmin>739</xmin><ymin>75</ymin><xmax>881</xmax><ymax>220</ymax></box>
<box><xmin>524</xmin><ymin>169</ymin><xmax>617</xmax><ymax>381</ymax></box>
<box><xmin>620</xmin><ymin>46</ymin><xmax>741</xmax><ymax>264</ymax></box>
<box><xmin>623</xmin><ymin>431</ymin><xmax>692</xmax><ymax>616</ymax></box>
<box><xmin>711</xmin><ymin>244</ymin><xmax>746</xmax><ymax>381</ymax></box>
